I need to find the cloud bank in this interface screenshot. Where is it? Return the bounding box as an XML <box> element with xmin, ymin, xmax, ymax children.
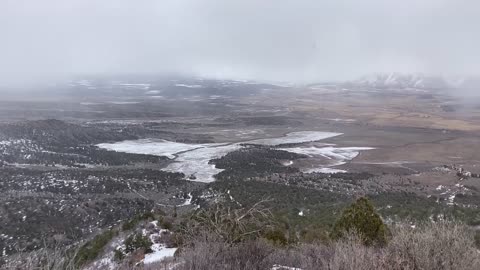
<box><xmin>1</xmin><ymin>0</ymin><xmax>479</xmax><ymax>84</ymax></box>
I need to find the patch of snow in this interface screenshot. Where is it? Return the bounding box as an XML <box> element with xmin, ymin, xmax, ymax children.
<box><xmin>298</xmin><ymin>210</ymin><xmax>304</xmax><ymax>216</ymax></box>
<box><xmin>305</xmin><ymin>167</ymin><xmax>346</xmax><ymax>174</ymax></box>
<box><xmin>143</xmin><ymin>247</ymin><xmax>177</xmax><ymax>264</ymax></box>
<box><xmin>248</xmin><ymin>131</ymin><xmax>341</xmax><ymax>146</ymax></box>
<box><xmin>108</xmin><ymin>101</ymin><xmax>140</xmax><ymax>105</ymax></box>
<box><xmin>326</xmin><ymin>118</ymin><xmax>356</xmax><ymax>123</ymax></box>
<box><xmin>145</xmin><ymin>90</ymin><xmax>161</xmax><ymax>95</ymax></box>
<box><xmin>116</xmin><ymin>83</ymin><xmax>150</xmax><ymax>90</ymax></box>
<box><xmin>175</xmin><ymin>83</ymin><xmax>203</xmax><ymax>88</ymax></box>
<box><xmin>280</xmin><ymin>146</ymin><xmax>373</xmax><ymax>173</ymax></box>
<box><xmin>98</xmin><ymin>131</ymin><xmax>372</xmax><ymax>182</ymax></box>
<box><xmin>283</xmin><ymin>160</ymin><xmax>294</xmax><ymax>166</ymax></box>
<box><xmin>164</xmin><ymin>143</ymin><xmax>241</xmax><ymax>182</ymax></box>
<box><xmin>180</xmin><ymin>193</ymin><xmax>193</xmax><ymax>206</ymax></box>
<box><xmin>448</xmin><ymin>194</ymin><xmax>456</xmax><ymax>204</ymax></box>
<box><xmin>271</xmin><ymin>265</ymin><xmax>302</xmax><ymax>270</ymax></box>
<box><xmin>97</xmin><ymin>139</ymin><xmax>210</xmax><ymax>159</ymax></box>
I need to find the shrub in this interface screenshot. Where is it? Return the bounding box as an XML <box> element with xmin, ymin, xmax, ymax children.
<box><xmin>263</xmin><ymin>229</ymin><xmax>288</xmax><ymax>246</ymax></box>
<box><xmin>180</xmin><ymin>199</ymin><xmax>273</xmax><ymax>245</ymax></box>
<box><xmin>300</xmin><ymin>226</ymin><xmax>330</xmax><ymax>244</ymax></box>
<box><xmin>176</xmin><ymin>222</ymin><xmax>480</xmax><ymax>270</ymax></box>
<box><xmin>158</xmin><ymin>216</ymin><xmax>174</xmax><ymax>230</ymax></box>
<box><xmin>385</xmin><ymin>222</ymin><xmax>480</xmax><ymax>270</ymax></box>
<box><xmin>124</xmin><ymin>233</ymin><xmax>153</xmax><ymax>254</ymax></box>
<box><xmin>74</xmin><ymin>229</ymin><xmax>116</xmax><ymax>266</ymax></box>
<box><xmin>331</xmin><ymin>197</ymin><xmax>387</xmax><ymax>246</ymax></box>
<box><xmin>113</xmin><ymin>249</ymin><xmax>125</xmax><ymax>262</ymax></box>
<box><xmin>121</xmin><ymin>212</ymin><xmax>156</xmax><ymax>231</ymax></box>
<box><xmin>178</xmin><ymin>238</ymin><xmax>274</xmax><ymax>270</ymax></box>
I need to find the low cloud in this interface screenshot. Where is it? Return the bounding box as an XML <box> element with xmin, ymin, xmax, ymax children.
<box><xmin>1</xmin><ymin>0</ymin><xmax>479</xmax><ymax>85</ymax></box>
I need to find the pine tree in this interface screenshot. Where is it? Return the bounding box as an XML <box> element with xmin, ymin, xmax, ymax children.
<box><xmin>331</xmin><ymin>197</ymin><xmax>388</xmax><ymax>246</ymax></box>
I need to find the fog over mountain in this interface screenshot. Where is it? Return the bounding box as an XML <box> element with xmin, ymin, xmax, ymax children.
<box><xmin>1</xmin><ymin>0</ymin><xmax>479</xmax><ymax>85</ymax></box>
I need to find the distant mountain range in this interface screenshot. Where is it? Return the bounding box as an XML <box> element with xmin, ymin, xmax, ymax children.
<box><xmin>345</xmin><ymin>73</ymin><xmax>480</xmax><ymax>91</ymax></box>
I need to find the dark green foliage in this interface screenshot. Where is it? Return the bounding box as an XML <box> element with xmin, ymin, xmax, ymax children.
<box><xmin>158</xmin><ymin>216</ymin><xmax>174</xmax><ymax>230</ymax></box>
<box><xmin>122</xmin><ymin>212</ymin><xmax>155</xmax><ymax>231</ymax></box>
<box><xmin>113</xmin><ymin>249</ymin><xmax>125</xmax><ymax>262</ymax></box>
<box><xmin>125</xmin><ymin>233</ymin><xmax>153</xmax><ymax>254</ymax></box>
<box><xmin>299</xmin><ymin>226</ymin><xmax>330</xmax><ymax>244</ymax></box>
<box><xmin>475</xmin><ymin>231</ymin><xmax>480</xmax><ymax>249</ymax></box>
<box><xmin>75</xmin><ymin>229</ymin><xmax>116</xmax><ymax>266</ymax></box>
<box><xmin>262</xmin><ymin>229</ymin><xmax>288</xmax><ymax>246</ymax></box>
<box><xmin>210</xmin><ymin>146</ymin><xmax>304</xmax><ymax>180</ymax></box>
<box><xmin>372</xmin><ymin>192</ymin><xmax>480</xmax><ymax>225</ymax></box>
<box><xmin>207</xmin><ymin>179</ymin><xmax>350</xmax><ymax>232</ymax></box>
<box><xmin>331</xmin><ymin>197</ymin><xmax>387</xmax><ymax>246</ymax></box>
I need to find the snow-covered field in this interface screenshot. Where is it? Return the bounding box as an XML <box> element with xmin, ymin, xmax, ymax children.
<box><xmin>280</xmin><ymin>146</ymin><xmax>374</xmax><ymax>173</ymax></box>
<box><xmin>97</xmin><ymin>131</ymin><xmax>373</xmax><ymax>182</ymax></box>
<box><xmin>248</xmin><ymin>131</ymin><xmax>341</xmax><ymax>145</ymax></box>
<box><xmin>97</xmin><ymin>139</ymin><xmax>214</xmax><ymax>159</ymax></box>
<box><xmin>164</xmin><ymin>144</ymin><xmax>241</xmax><ymax>182</ymax></box>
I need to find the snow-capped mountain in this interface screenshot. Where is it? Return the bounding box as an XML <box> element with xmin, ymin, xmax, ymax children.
<box><xmin>347</xmin><ymin>72</ymin><xmax>480</xmax><ymax>92</ymax></box>
<box><xmin>349</xmin><ymin>73</ymin><xmax>449</xmax><ymax>90</ymax></box>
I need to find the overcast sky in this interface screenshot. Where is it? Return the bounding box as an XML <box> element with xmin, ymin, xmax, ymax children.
<box><xmin>1</xmin><ymin>0</ymin><xmax>479</xmax><ymax>85</ymax></box>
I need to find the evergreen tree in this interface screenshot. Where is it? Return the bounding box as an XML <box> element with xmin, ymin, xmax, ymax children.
<box><xmin>331</xmin><ymin>197</ymin><xmax>387</xmax><ymax>246</ymax></box>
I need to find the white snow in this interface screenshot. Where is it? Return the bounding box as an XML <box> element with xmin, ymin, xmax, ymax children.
<box><xmin>143</xmin><ymin>247</ymin><xmax>177</xmax><ymax>264</ymax></box>
<box><xmin>298</xmin><ymin>210</ymin><xmax>304</xmax><ymax>216</ymax></box>
<box><xmin>326</xmin><ymin>118</ymin><xmax>356</xmax><ymax>122</ymax></box>
<box><xmin>142</xmin><ymin>221</ymin><xmax>178</xmax><ymax>265</ymax></box>
<box><xmin>97</xmin><ymin>131</ymin><xmax>372</xmax><ymax>182</ymax></box>
<box><xmin>164</xmin><ymin>143</ymin><xmax>241</xmax><ymax>182</ymax></box>
<box><xmin>116</xmin><ymin>83</ymin><xmax>150</xmax><ymax>90</ymax></box>
<box><xmin>97</xmin><ymin>139</ymin><xmax>210</xmax><ymax>159</ymax></box>
<box><xmin>180</xmin><ymin>193</ymin><xmax>193</xmax><ymax>206</ymax></box>
<box><xmin>108</xmin><ymin>101</ymin><xmax>140</xmax><ymax>105</ymax></box>
<box><xmin>283</xmin><ymin>160</ymin><xmax>294</xmax><ymax>166</ymax></box>
<box><xmin>145</xmin><ymin>90</ymin><xmax>161</xmax><ymax>95</ymax></box>
<box><xmin>248</xmin><ymin>131</ymin><xmax>341</xmax><ymax>146</ymax></box>
<box><xmin>280</xmin><ymin>146</ymin><xmax>374</xmax><ymax>173</ymax></box>
<box><xmin>448</xmin><ymin>194</ymin><xmax>456</xmax><ymax>204</ymax></box>
<box><xmin>271</xmin><ymin>265</ymin><xmax>302</xmax><ymax>270</ymax></box>
<box><xmin>306</xmin><ymin>167</ymin><xmax>347</xmax><ymax>174</ymax></box>
<box><xmin>175</xmin><ymin>83</ymin><xmax>203</xmax><ymax>88</ymax></box>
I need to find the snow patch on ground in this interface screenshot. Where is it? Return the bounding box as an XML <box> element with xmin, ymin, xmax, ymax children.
<box><xmin>97</xmin><ymin>131</ymin><xmax>372</xmax><ymax>182</ymax></box>
<box><xmin>180</xmin><ymin>193</ymin><xmax>193</xmax><ymax>206</ymax></box>
<box><xmin>144</xmin><ymin>247</ymin><xmax>177</xmax><ymax>264</ymax></box>
<box><xmin>145</xmin><ymin>90</ymin><xmax>161</xmax><ymax>95</ymax></box>
<box><xmin>283</xmin><ymin>160</ymin><xmax>294</xmax><ymax>166</ymax></box>
<box><xmin>271</xmin><ymin>265</ymin><xmax>303</xmax><ymax>270</ymax></box>
<box><xmin>175</xmin><ymin>83</ymin><xmax>203</xmax><ymax>88</ymax></box>
<box><xmin>280</xmin><ymin>146</ymin><xmax>374</xmax><ymax>173</ymax></box>
<box><xmin>248</xmin><ymin>131</ymin><xmax>341</xmax><ymax>146</ymax></box>
<box><xmin>97</xmin><ymin>139</ymin><xmax>211</xmax><ymax>159</ymax></box>
<box><xmin>108</xmin><ymin>101</ymin><xmax>141</xmax><ymax>105</ymax></box>
<box><xmin>164</xmin><ymin>144</ymin><xmax>241</xmax><ymax>182</ymax></box>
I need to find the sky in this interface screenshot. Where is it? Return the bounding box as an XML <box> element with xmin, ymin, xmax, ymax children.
<box><xmin>1</xmin><ymin>0</ymin><xmax>479</xmax><ymax>85</ymax></box>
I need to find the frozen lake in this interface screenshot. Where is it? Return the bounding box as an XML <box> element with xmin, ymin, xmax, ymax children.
<box><xmin>97</xmin><ymin>131</ymin><xmax>373</xmax><ymax>182</ymax></box>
